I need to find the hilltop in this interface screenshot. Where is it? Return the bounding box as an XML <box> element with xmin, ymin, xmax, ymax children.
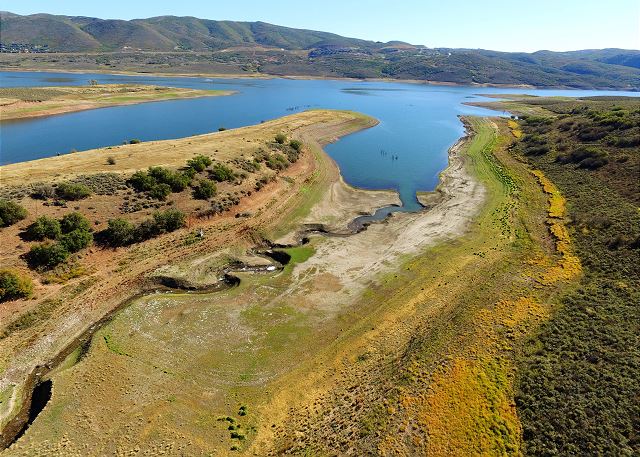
<box><xmin>1</xmin><ymin>12</ymin><xmax>639</xmax><ymax>90</ymax></box>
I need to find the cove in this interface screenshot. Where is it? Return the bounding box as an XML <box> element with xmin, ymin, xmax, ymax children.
<box><xmin>1</xmin><ymin>71</ymin><xmax>638</xmax><ymax>210</ymax></box>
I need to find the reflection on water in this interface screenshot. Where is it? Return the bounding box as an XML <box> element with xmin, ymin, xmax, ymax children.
<box><xmin>1</xmin><ymin>71</ymin><xmax>637</xmax><ymax>209</ymax></box>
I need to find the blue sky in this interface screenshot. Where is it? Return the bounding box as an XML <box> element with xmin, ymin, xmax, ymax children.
<box><xmin>7</xmin><ymin>0</ymin><xmax>640</xmax><ymax>52</ymax></box>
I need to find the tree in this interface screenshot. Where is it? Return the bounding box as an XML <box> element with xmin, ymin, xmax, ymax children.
<box><xmin>104</xmin><ymin>218</ymin><xmax>136</xmax><ymax>246</ymax></box>
<box><xmin>26</xmin><ymin>216</ymin><xmax>61</xmax><ymax>240</ymax></box>
<box><xmin>153</xmin><ymin>209</ymin><xmax>186</xmax><ymax>233</ymax></box>
<box><xmin>59</xmin><ymin>229</ymin><xmax>93</xmax><ymax>253</ymax></box>
<box><xmin>27</xmin><ymin>243</ymin><xmax>69</xmax><ymax>269</ymax></box>
<box><xmin>60</xmin><ymin>212</ymin><xmax>91</xmax><ymax>234</ymax></box>
<box><xmin>186</xmin><ymin>155</ymin><xmax>212</xmax><ymax>172</ymax></box>
<box><xmin>275</xmin><ymin>133</ymin><xmax>287</xmax><ymax>144</ymax></box>
<box><xmin>149</xmin><ymin>183</ymin><xmax>172</xmax><ymax>201</ymax></box>
<box><xmin>128</xmin><ymin>170</ymin><xmax>157</xmax><ymax>192</ymax></box>
<box><xmin>0</xmin><ymin>200</ymin><xmax>27</xmax><ymax>227</ymax></box>
<box><xmin>56</xmin><ymin>182</ymin><xmax>92</xmax><ymax>201</ymax></box>
<box><xmin>0</xmin><ymin>269</ymin><xmax>34</xmax><ymax>302</ymax></box>
<box><xmin>210</xmin><ymin>163</ymin><xmax>236</xmax><ymax>182</ymax></box>
<box><xmin>193</xmin><ymin>179</ymin><xmax>217</xmax><ymax>200</ymax></box>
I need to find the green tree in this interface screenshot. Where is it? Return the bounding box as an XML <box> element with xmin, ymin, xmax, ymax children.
<box><xmin>104</xmin><ymin>218</ymin><xmax>136</xmax><ymax>246</ymax></box>
<box><xmin>59</xmin><ymin>229</ymin><xmax>93</xmax><ymax>253</ymax></box>
<box><xmin>27</xmin><ymin>243</ymin><xmax>69</xmax><ymax>269</ymax></box>
<box><xmin>0</xmin><ymin>199</ymin><xmax>27</xmax><ymax>227</ymax></box>
<box><xmin>192</xmin><ymin>179</ymin><xmax>217</xmax><ymax>200</ymax></box>
<box><xmin>153</xmin><ymin>209</ymin><xmax>186</xmax><ymax>233</ymax></box>
<box><xmin>186</xmin><ymin>155</ymin><xmax>213</xmax><ymax>172</ymax></box>
<box><xmin>26</xmin><ymin>216</ymin><xmax>61</xmax><ymax>240</ymax></box>
<box><xmin>56</xmin><ymin>182</ymin><xmax>92</xmax><ymax>201</ymax></box>
<box><xmin>210</xmin><ymin>164</ymin><xmax>236</xmax><ymax>182</ymax></box>
<box><xmin>60</xmin><ymin>212</ymin><xmax>91</xmax><ymax>234</ymax></box>
<box><xmin>0</xmin><ymin>269</ymin><xmax>34</xmax><ymax>302</ymax></box>
<box><xmin>149</xmin><ymin>183</ymin><xmax>172</xmax><ymax>201</ymax></box>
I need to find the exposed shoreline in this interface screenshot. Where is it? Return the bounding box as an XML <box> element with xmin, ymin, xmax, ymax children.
<box><xmin>0</xmin><ymin>66</ymin><xmax>542</xmax><ymax>90</ymax></box>
<box><xmin>0</xmin><ymin>84</ymin><xmax>234</xmax><ymax>121</ymax></box>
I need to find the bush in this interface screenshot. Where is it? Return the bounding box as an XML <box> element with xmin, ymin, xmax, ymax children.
<box><xmin>153</xmin><ymin>209</ymin><xmax>186</xmax><ymax>233</ymax></box>
<box><xmin>107</xmin><ymin>156</ymin><xmax>116</xmax><ymax>165</ymax></box>
<box><xmin>149</xmin><ymin>183</ymin><xmax>172</xmax><ymax>201</ymax></box>
<box><xmin>27</xmin><ymin>243</ymin><xmax>69</xmax><ymax>269</ymax></box>
<box><xmin>148</xmin><ymin>167</ymin><xmax>191</xmax><ymax>192</ymax></box>
<box><xmin>186</xmin><ymin>155</ymin><xmax>212</xmax><ymax>172</ymax></box>
<box><xmin>275</xmin><ymin>133</ymin><xmax>287</xmax><ymax>144</ymax></box>
<box><xmin>134</xmin><ymin>219</ymin><xmax>159</xmax><ymax>241</ymax></box>
<box><xmin>59</xmin><ymin>229</ymin><xmax>93</xmax><ymax>253</ymax></box>
<box><xmin>289</xmin><ymin>140</ymin><xmax>302</xmax><ymax>151</ymax></box>
<box><xmin>31</xmin><ymin>184</ymin><xmax>56</xmax><ymax>200</ymax></box>
<box><xmin>104</xmin><ymin>218</ymin><xmax>136</xmax><ymax>246</ymax></box>
<box><xmin>129</xmin><ymin>139</ymin><xmax>141</xmax><ymax>144</ymax></box>
<box><xmin>210</xmin><ymin>164</ymin><xmax>236</xmax><ymax>182</ymax></box>
<box><xmin>60</xmin><ymin>212</ymin><xmax>91</xmax><ymax>234</ymax></box>
<box><xmin>26</xmin><ymin>216</ymin><xmax>61</xmax><ymax>240</ymax></box>
<box><xmin>128</xmin><ymin>170</ymin><xmax>157</xmax><ymax>192</ymax></box>
<box><xmin>0</xmin><ymin>269</ymin><xmax>34</xmax><ymax>302</ymax></box>
<box><xmin>56</xmin><ymin>182</ymin><xmax>92</xmax><ymax>201</ymax></box>
<box><xmin>266</xmin><ymin>153</ymin><xmax>289</xmax><ymax>171</ymax></box>
<box><xmin>193</xmin><ymin>180</ymin><xmax>217</xmax><ymax>200</ymax></box>
<box><xmin>0</xmin><ymin>200</ymin><xmax>28</xmax><ymax>227</ymax></box>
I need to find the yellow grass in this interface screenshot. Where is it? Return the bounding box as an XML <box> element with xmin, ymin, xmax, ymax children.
<box><xmin>0</xmin><ymin>84</ymin><xmax>232</xmax><ymax>121</ymax></box>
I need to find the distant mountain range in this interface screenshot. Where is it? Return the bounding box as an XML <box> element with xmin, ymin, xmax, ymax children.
<box><xmin>1</xmin><ymin>12</ymin><xmax>639</xmax><ymax>90</ymax></box>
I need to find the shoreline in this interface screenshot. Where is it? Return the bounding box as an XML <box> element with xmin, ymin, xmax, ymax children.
<box><xmin>0</xmin><ymin>66</ymin><xmax>588</xmax><ymax>91</ymax></box>
<box><xmin>0</xmin><ymin>85</ymin><xmax>235</xmax><ymax>122</ymax></box>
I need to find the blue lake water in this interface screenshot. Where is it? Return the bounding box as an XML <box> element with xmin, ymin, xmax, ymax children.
<box><xmin>1</xmin><ymin>71</ymin><xmax>638</xmax><ymax>211</ymax></box>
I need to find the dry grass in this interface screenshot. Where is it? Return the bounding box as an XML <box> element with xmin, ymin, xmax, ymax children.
<box><xmin>0</xmin><ymin>84</ymin><xmax>232</xmax><ymax>121</ymax></box>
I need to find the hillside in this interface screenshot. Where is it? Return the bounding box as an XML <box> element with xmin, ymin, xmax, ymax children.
<box><xmin>1</xmin><ymin>12</ymin><xmax>639</xmax><ymax>89</ymax></box>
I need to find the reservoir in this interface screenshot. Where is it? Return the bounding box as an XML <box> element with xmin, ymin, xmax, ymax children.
<box><xmin>1</xmin><ymin>71</ymin><xmax>637</xmax><ymax>209</ymax></box>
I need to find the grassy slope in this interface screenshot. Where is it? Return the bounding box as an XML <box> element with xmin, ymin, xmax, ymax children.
<box><xmin>0</xmin><ymin>84</ymin><xmax>231</xmax><ymax>120</ymax></box>
<box><xmin>505</xmin><ymin>98</ymin><xmax>640</xmax><ymax>455</ymax></box>
<box><xmin>253</xmin><ymin>116</ymin><xmax>580</xmax><ymax>456</ymax></box>
<box><xmin>0</xmin><ymin>110</ymin><xmax>378</xmax><ymax>449</ymax></box>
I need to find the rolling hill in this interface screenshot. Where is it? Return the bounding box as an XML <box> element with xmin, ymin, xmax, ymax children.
<box><xmin>1</xmin><ymin>12</ymin><xmax>639</xmax><ymax>90</ymax></box>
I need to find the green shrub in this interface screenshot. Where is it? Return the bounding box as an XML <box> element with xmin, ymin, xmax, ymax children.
<box><xmin>60</xmin><ymin>212</ymin><xmax>91</xmax><ymax>234</ymax></box>
<box><xmin>186</xmin><ymin>155</ymin><xmax>212</xmax><ymax>172</ymax></box>
<box><xmin>0</xmin><ymin>200</ymin><xmax>28</xmax><ymax>227</ymax></box>
<box><xmin>153</xmin><ymin>209</ymin><xmax>186</xmax><ymax>233</ymax></box>
<box><xmin>134</xmin><ymin>219</ymin><xmax>159</xmax><ymax>241</ymax></box>
<box><xmin>289</xmin><ymin>140</ymin><xmax>302</xmax><ymax>151</ymax></box>
<box><xmin>275</xmin><ymin>133</ymin><xmax>287</xmax><ymax>144</ymax></box>
<box><xmin>149</xmin><ymin>183</ymin><xmax>172</xmax><ymax>201</ymax></box>
<box><xmin>27</xmin><ymin>243</ymin><xmax>69</xmax><ymax>269</ymax></box>
<box><xmin>193</xmin><ymin>180</ymin><xmax>217</xmax><ymax>200</ymax></box>
<box><xmin>107</xmin><ymin>156</ymin><xmax>116</xmax><ymax>165</ymax></box>
<box><xmin>266</xmin><ymin>153</ymin><xmax>289</xmax><ymax>171</ymax></box>
<box><xmin>59</xmin><ymin>229</ymin><xmax>93</xmax><ymax>253</ymax></box>
<box><xmin>26</xmin><ymin>216</ymin><xmax>61</xmax><ymax>240</ymax></box>
<box><xmin>148</xmin><ymin>166</ymin><xmax>191</xmax><ymax>191</ymax></box>
<box><xmin>128</xmin><ymin>170</ymin><xmax>157</xmax><ymax>192</ymax></box>
<box><xmin>0</xmin><ymin>269</ymin><xmax>34</xmax><ymax>302</ymax></box>
<box><xmin>104</xmin><ymin>218</ymin><xmax>136</xmax><ymax>246</ymax></box>
<box><xmin>210</xmin><ymin>164</ymin><xmax>236</xmax><ymax>182</ymax></box>
<box><xmin>129</xmin><ymin>139</ymin><xmax>141</xmax><ymax>144</ymax></box>
<box><xmin>56</xmin><ymin>182</ymin><xmax>92</xmax><ymax>201</ymax></box>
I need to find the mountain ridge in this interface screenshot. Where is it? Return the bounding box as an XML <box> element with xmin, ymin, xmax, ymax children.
<box><xmin>1</xmin><ymin>12</ymin><xmax>639</xmax><ymax>90</ymax></box>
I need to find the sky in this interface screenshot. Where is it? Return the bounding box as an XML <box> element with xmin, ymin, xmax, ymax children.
<box><xmin>6</xmin><ymin>0</ymin><xmax>640</xmax><ymax>52</ymax></box>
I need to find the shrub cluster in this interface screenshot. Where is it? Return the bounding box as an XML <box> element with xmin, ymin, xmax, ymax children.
<box><xmin>26</xmin><ymin>212</ymin><xmax>93</xmax><ymax>269</ymax></box>
<box><xmin>186</xmin><ymin>155</ymin><xmax>213</xmax><ymax>173</ymax></box>
<box><xmin>192</xmin><ymin>179</ymin><xmax>217</xmax><ymax>200</ymax></box>
<box><xmin>102</xmin><ymin>209</ymin><xmax>186</xmax><ymax>247</ymax></box>
<box><xmin>210</xmin><ymin>163</ymin><xmax>237</xmax><ymax>182</ymax></box>
<box><xmin>128</xmin><ymin>166</ymin><xmax>192</xmax><ymax>200</ymax></box>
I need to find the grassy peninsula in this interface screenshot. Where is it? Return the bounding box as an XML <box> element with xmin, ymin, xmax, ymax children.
<box><xmin>0</xmin><ymin>84</ymin><xmax>233</xmax><ymax>121</ymax></box>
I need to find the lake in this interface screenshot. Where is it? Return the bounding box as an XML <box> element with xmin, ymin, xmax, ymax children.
<box><xmin>1</xmin><ymin>71</ymin><xmax>637</xmax><ymax>210</ymax></box>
